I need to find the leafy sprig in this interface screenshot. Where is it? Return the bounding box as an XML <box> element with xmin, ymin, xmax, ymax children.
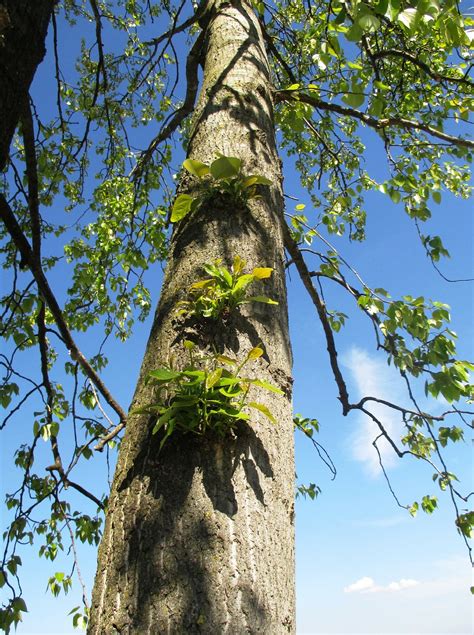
<box><xmin>134</xmin><ymin>342</ymin><xmax>283</xmax><ymax>449</ymax></box>
<box><xmin>171</xmin><ymin>155</ymin><xmax>272</xmax><ymax>222</ymax></box>
<box><xmin>177</xmin><ymin>255</ymin><xmax>278</xmax><ymax>320</ymax></box>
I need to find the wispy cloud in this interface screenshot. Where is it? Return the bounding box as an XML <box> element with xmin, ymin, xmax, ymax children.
<box><xmin>342</xmin><ymin>347</ymin><xmax>405</xmax><ymax>476</ymax></box>
<box><xmin>344</xmin><ymin>576</ymin><xmax>419</xmax><ymax>594</ymax></box>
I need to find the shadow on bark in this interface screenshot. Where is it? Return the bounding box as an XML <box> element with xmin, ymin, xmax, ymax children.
<box><xmin>190</xmin><ymin>8</ymin><xmax>276</xmax><ymax>165</ymax></box>
<box><xmin>112</xmin><ymin>422</ymin><xmax>273</xmax><ymax>632</ymax></box>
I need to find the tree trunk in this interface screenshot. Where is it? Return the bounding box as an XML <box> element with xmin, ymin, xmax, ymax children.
<box><xmin>0</xmin><ymin>0</ymin><xmax>54</xmax><ymax>171</ymax></box>
<box><xmin>89</xmin><ymin>1</ymin><xmax>295</xmax><ymax>632</ymax></box>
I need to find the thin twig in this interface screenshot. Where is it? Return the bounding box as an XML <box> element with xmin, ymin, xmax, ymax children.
<box><xmin>276</xmin><ymin>90</ymin><xmax>474</xmax><ymax>149</ymax></box>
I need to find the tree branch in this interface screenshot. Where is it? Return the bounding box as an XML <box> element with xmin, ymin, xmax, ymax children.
<box><xmin>143</xmin><ymin>2</ymin><xmax>206</xmax><ymax>48</ymax></box>
<box><xmin>131</xmin><ymin>29</ymin><xmax>205</xmax><ymax>180</ymax></box>
<box><xmin>47</xmin><ymin>465</ymin><xmax>105</xmax><ymax>511</ymax></box>
<box><xmin>93</xmin><ymin>421</ymin><xmax>125</xmax><ymax>452</ymax></box>
<box><xmin>283</xmin><ymin>224</ymin><xmax>351</xmax><ymax>412</ymax></box>
<box><xmin>275</xmin><ymin>90</ymin><xmax>474</xmax><ymax>149</ymax></box>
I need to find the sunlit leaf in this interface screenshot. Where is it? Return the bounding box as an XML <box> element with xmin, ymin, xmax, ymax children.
<box><xmin>247</xmin><ymin>346</ymin><xmax>264</xmax><ymax>360</ymax></box>
<box><xmin>252</xmin><ymin>267</ymin><xmax>273</xmax><ymax>279</ymax></box>
<box><xmin>183</xmin><ymin>159</ymin><xmax>210</xmax><ymax>178</ymax></box>
<box><xmin>171</xmin><ymin>194</ymin><xmax>194</xmax><ymax>222</ymax></box>
<box><xmin>242</xmin><ymin>175</ymin><xmax>272</xmax><ymax>188</ymax></box>
<box><xmin>248</xmin><ymin>401</ymin><xmax>276</xmax><ymax>423</ymax></box>
<box><xmin>245</xmin><ymin>295</ymin><xmax>278</xmax><ymax>305</ymax></box>
<box><xmin>210</xmin><ymin>156</ymin><xmax>241</xmax><ymax>179</ymax></box>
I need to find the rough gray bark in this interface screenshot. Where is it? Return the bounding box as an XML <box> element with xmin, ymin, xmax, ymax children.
<box><xmin>89</xmin><ymin>1</ymin><xmax>295</xmax><ymax>632</ymax></box>
<box><xmin>0</xmin><ymin>0</ymin><xmax>54</xmax><ymax>171</ymax></box>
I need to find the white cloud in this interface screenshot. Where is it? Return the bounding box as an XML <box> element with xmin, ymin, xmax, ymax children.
<box><xmin>343</xmin><ymin>576</ymin><xmax>420</xmax><ymax>594</ymax></box>
<box><xmin>343</xmin><ymin>347</ymin><xmax>405</xmax><ymax>476</ymax></box>
<box><xmin>343</xmin><ymin>576</ymin><xmax>375</xmax><ymax>593</ymax></box>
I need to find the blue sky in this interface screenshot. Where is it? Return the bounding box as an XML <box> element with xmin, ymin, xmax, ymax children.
<box><xmin>289</xmin><ymin>183</ymin><xmax>473</xmax><ymax>633</ymax></box>
<box><xmin>1</xmin><ymin>4</ymin><xmax>473</xmax><ymax>634</ymax></box>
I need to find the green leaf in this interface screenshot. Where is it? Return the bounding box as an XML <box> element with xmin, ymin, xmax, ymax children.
<box><xmin>232</xmin><ymin>255</ymin><xmax>246</xmax><ymax>275</ymax></box>
<box><xmin>251</xmin><ymin>379</ymin><xmax>284</xmax><ymax>394</ymax></box>
<box><xmin>248</xmin><ymin>401</ymin><xmax>276</xmax><ymax>423</ymax></box>
<box><xmin>210</xmin><ymin>156</ymin><xmax>241</xmax><ymax>179</ymax></box>
<box><xmin>247</xmin><ymin>346</ymin><xmax>264</xmax><ymax>360</ymax></box>
<box><xmin>206</xmin><ymin>368</ymin><xmax>222</xmax><ymax>389</ymax></box>
<box><xmin>342</xmin><ymin>91</ymin><xmax>365</xmax><ymax>108</ymax></box>
<box><xmin>217</xmin><ymin>376</ymin><xmax>243</xmax><ymax>387</ymax></box>
<box><xmin>190</xmin><ymin>278</ymin><xmax>213</xmax><ymax>289</ymax></box>
<box><xmin>389</xmin><ymin>189</ymin><xmax>401</xmax><ymax>204</ymax></box>
<box><xmin>157</xmin><ymin>406</ymin><xmax>178</xmax><ymax>427</ymax></box>
<box><xmin>182</xmin><ymin>369</ymin><xmax>206</xmax><ymax>380</ymax></box>
<box><xmin>456</xmin><ymin>511</ymin><xmax>474</xmax><ymax>538</ymax></box>
<box><xmin>287</xmin><ymin>110</ymin><xmax>305</xmax><ymax>132</ymax></box>
<box><xmin>173</xmin><ymin>395</ymin><xmax>199</xmax><ymax>407</ymax></box>
<box><xmin>215</xmin><ymin>355</ymin><xmax>237</xmax><ymax>365</ymax></box>
<box><xmin>357</xmin><ymin>13</ymin><xmax>380</xmax><ymax>32</ymax></box>
<box><xmin>220</xmin><ymin>266</ymin><xmax>233</xmax><ymax>287</ymax></box>
<box><xmin>345</xmin><ymin>23</ymin><xmax>363</xmax><ymax>42</ymax></box>
<box><xmin>421</xmin><ymin>495</ymin><xmax>438</xmax><ymax>514</ymax></box>
<box><xmin>233</xmin><ymin>273</ymin><xmax>255</xmax><ymax>292</ymax></box>
<box><xmin>374</xmin><ymin>0</ymin><xmax>389</xmax><ymax>16</ymax></box>
<box><xmin>12</xmin><ymin>598</ymin><xmax>27</xmax><ymax>613</ymax></box>
<box><xmin>333</xmin><ymin>6</ymin><xmax>347</xmax><ymax>24</ymax></box>
<box><xmin>368</xmin><ymin>96</ymin><xmax>385</xmax><ymax>117</ymax></box>
<box><xmin>241</xmin><ymin>175</ymin><xmax>272</xmax><ymax>188</ymax></box>
<box><xmin>398</xmin><ymin>8</ymin><xmax>417</xmax><ymax>30</ymax></box>
<box><xmin>251</xmin><ymin>267</ymin><xmax>273</xmax><ymax>279</ymax></box>
<box><xmin>171</xmin><ymin>194</ymin><xmax>194</xmax><ymax>222</ymax></box>
<box><xmin>147</xmin><ymin>369</ymin><xmax>182</xmax><ymax>382</ymax></box>
<box><xmin>245</xmin><ymin>295</ymin><xmax>278</xmax><ymax>305</ymax></box>
<box><xmin>183</xmin><ymin>159</ymin><xmax>210</xmax><ymax>178</ymax></box>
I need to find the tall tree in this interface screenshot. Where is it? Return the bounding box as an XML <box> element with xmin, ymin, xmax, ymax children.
<box><xmin>0</xmin><ymin>0</ymin><xmax>472</xmax><ymax>632</ymax></box>
<box><xmin>89</xmin><ymin>2</ymin><xmax>295</xmax><ymax>631</ymax></box>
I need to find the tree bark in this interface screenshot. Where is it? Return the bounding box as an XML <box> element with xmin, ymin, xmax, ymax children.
<box><xmin>0</xmin><ymin>0</ymin><xmax>54</xmax><ymax>171</ymax></box>
<box><xmin>89</xmin><ymin>1</ymin><xmax>295</xmax><ymax>632</ymax></box>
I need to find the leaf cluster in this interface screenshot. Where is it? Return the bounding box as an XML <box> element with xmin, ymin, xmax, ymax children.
<box><xmin>293</xmin><ymin>413</ymin><xmax>320</xmax><ymax>436</ymax></box>
<box><xmin>177</xmin><ymin>255</ymin><xmax>278</xmax><ymax>320</ymax></box>
<box><xmin>0</xmin><ymin>594</ymin><xmax>27</xmax><ymax>635</ymax></box>
<box><xmin>356</xmin><ymin>289</ymin><xmax>474</xmax><ymax>403</ymax></box>
<box><xmin>134</xmin><ymin>342</ymin><xmax>283</xmax><ymax>449</ymax></box>
<box><xmin>296</xmin><ymin>482</ymin><xmax>321</xmax><ymax>500</ymax></box>
<box><xmin>171</xmin><ymin>155</ymin><xmax>272</xmax><ymax>222</ymax></box>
